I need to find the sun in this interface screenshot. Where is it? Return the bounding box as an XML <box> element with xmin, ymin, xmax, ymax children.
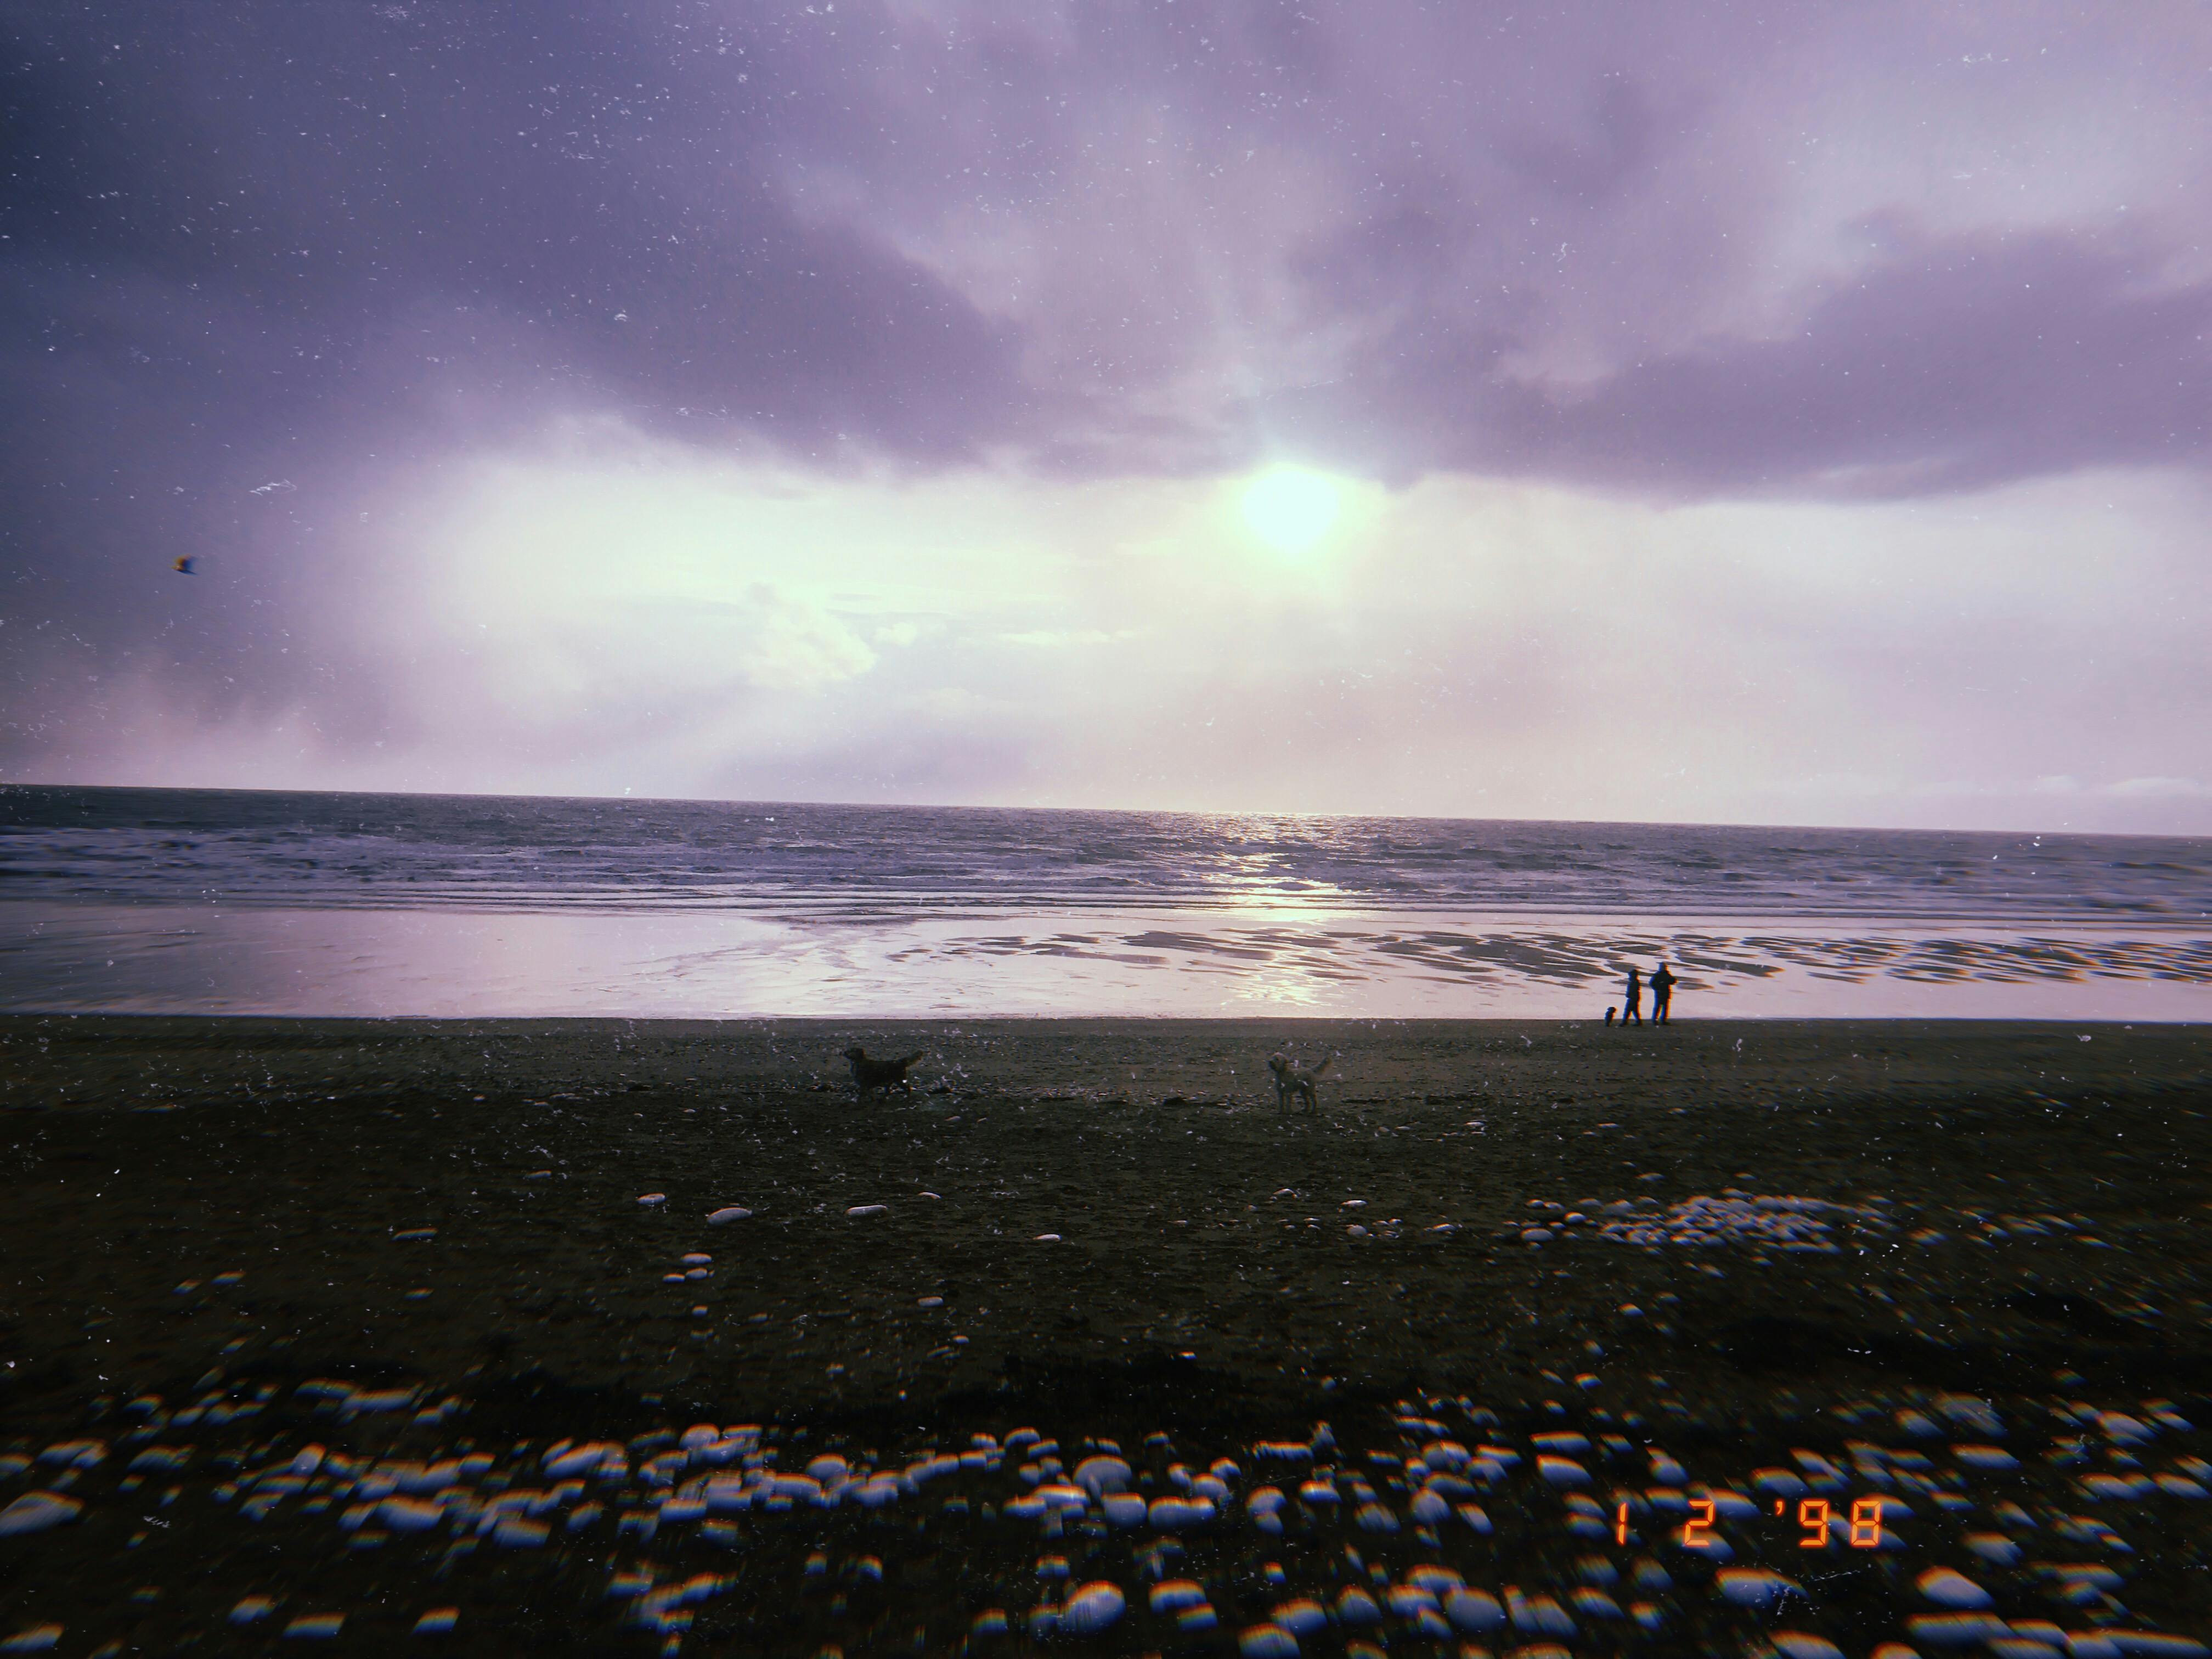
<box><xmin>1239</xmin><ymin>466</ymin><xmax>1342</xmax><ymax>553</ymax></box>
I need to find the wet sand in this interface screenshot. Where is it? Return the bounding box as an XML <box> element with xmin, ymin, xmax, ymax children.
<box><xmin>3</xmin><ymin>1016</ymin><xmax>2210</xmax><ymax>1655</ymax></box>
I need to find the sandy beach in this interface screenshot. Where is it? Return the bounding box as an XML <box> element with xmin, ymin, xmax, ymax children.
<box><xmin>3</xmin><ymin>1015</ymin><xmax>2209</xmax><ymax>1655</ymax></box>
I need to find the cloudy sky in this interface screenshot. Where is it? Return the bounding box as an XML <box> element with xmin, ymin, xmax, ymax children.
<box><xmin>3</xmin><ymin>1</ymin><xmax>2208</xmax><ymax>831</ymax></box>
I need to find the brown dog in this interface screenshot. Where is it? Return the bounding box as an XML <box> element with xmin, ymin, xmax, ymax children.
<box><xmin>842</xmin><ymin>1046</ymin><xmax>923</xmax><ymax>1094</ymax></box>
<box><xmin>1266</xmin><ymin>1051</ymin><xmax>1332</xmax><ymax>1109</ymax></box>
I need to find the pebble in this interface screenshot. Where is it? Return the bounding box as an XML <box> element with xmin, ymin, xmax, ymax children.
<box><xmin>1954</xmin><ymin>1444</ymin><xmax>2018</xmax><ymax>1472</ymax></box>
<box><xmin>1771</xmin><ymin>1637</ymin><xmax>1844</xmax><ymax>1659</ymax></box>
<box><xmin>0</xmin><ymin>1493</ymin><xmax>82</xmax><ymax>1537</ymax></box>
<box><xmin>1335</xmin><ymin>1589</ymin><xmax>1380</xmax><ymax>1627</ymax></box>
<box><xmin>917</xmin><ymin>1296</ymin><xmax>944</xmax><ymax>1307</ymax></box>
<box><xmin>283</xmin><ymin>1613</ymin><xmax>345</xmax><ymax>1639</ymax></box>
<box><xmin>379</xmin><ymin>1497</ymin><xmax>443</xmax><ymax>1533</ymax></box>
<box><xmin>1963</xmin><ymin>1533</ymin><xmax>2022</xmax><ymax>1565</ymax></box>
<box><xmin>681</xmin><ymin>1254</ymin><xmax>712</xmax><ymax>1265</ymax></box>
<box><xmin>1149</xmin><ymin>1496</ymin><xmax>1215</xmax><ymax>1529</ymax></box>
<box><xmin>230</xmin><ymin>1598</ymin><xmax>275</xmax><ymax>1625</ymax></box>
<box><xmin>1074</xmin><ymin>1457</ymin><xmax>1132</xmax><ymax>1496</ymax></box>
<box><xmin>1905</xmin><ymin>1613</ymin><xmax>2010</xmax><ymax>1647</ymax></box>
<box><xmin>1034</xmin><ymin>1233</ymin><xmax>1062</xmax><ymax>1242</ymax></box>
<box><xmin>1353</xmin><ymin>1502</ymin><xmax>1400</xmax><ymax>1533</ymax></box>
<box><xmin>706</xmin><ymin>1207</ymin><xmax>751</xmax><ymax>1224</ymax></box>
<box><xmin>1716</xmin><ymin>1569</ymin><xmax>1802</xmax><ymax>1611</ymax></box>
<box><xmin>0</xmin><ymin>1629</ymin><xmax>61</xmax><ymax>1656</ymax></box>
<box><xmin>411</xmin><ymin>1609</ymin><xmax>458</xmax><ymax>1636</ymax></box>
<box><xmin>1238</xmin><ymin>1624</ymin><xmax>1299</xmax><ymax>1659</ymax></box>
<box><xmin>636</xmin><ymin>1194</ymin><xmax>666</xmax><ymax>1206</ymax></box>
<box><xmin>1915</xmin><ymin>1567</ymin><xmax>1993</xmax><ymax>1610</ymax></box>
<box><xmin>1506</xmin><ymin>1592</ymin><xmax>1575</xmax><ymax>1636</ymax></box>
<box><xmin>1150</xmin><ymin>1582</ymin><xmax>1208</xmax><ymax>1615</ymax></box>
<box><xmin>1445</xmin><ymin>1590</ymin><xmax>1504</xmax><ymax>1633</ymax></box>
<box><xmin>847</xmin><ymin>1205</ymin><xmax>888</xmax><ymax>1217</ymax></box>
<box><xmin>1060</xmin><ymin>1582</ymin><xmax>1125</xmax><ymax>1635</ymax></box>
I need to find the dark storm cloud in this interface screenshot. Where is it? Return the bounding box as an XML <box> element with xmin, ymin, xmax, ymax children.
<box><xmin>1276</xmin><ymin>219</ymin><xmax>2212</xmax><ymax>498</ymax></box>
<box><xmin>2</xmin><ymin>0</ymin><xmax>2208</xmax><ymax>810</ymax></box>
<box><xmin>0</xmin><ymin>0</ymin><xmax>1037</xmax><ymax>749</ymax></box>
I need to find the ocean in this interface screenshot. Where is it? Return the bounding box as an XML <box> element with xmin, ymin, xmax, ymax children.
<box><xmin>2</xmin><ymin>785</ymin><xmax>2207</xmax><ymax>1018</ymax></box>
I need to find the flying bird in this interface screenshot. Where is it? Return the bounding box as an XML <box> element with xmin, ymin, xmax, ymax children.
<box><xmin>172</xmin><ymin>557</ymin><xmax>195</xmax><ymax>575</ymax></box>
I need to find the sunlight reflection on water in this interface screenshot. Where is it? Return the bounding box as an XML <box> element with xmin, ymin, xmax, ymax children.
<box><xmin>2</xmin><ymin>902</ymin><xmax>2204</xmax><ymax>1019</ymax></box>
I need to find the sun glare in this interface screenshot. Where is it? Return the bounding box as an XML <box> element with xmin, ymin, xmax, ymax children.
<box><xmin>1239</xmin><ymin>467</ymin><xmax>1342</xmax><ymax>553</ymax></box>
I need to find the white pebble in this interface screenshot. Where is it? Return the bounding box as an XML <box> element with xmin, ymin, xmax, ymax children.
<box><xmin>637</xmin><ymin>1193</ymin><xmax>667</xmax><ymax>1206</ymax></box>
<box><xmin>706</xmin><ymin>1207</ymin><xmax>751</xmax><ymax>1224</ymax></box>
<box><xmin>0</xmin><ymin>1493</ymin><xmax>81</xmax><ymax>1537</ymax></box>
<box><xmin>1915</xmin><ymin>1567</ymin><xmax>1992</xmax><ymax>1610</ymax></box>
<box><xmin>1444</xmin><ymin>1590</ymin><xmax>1503</xmax><ymax>1633</ymax></box>
<box><xmin>1537</xmin><ymin>1455</ymin><xmax>1590</xmax><ymax>1487</ymax></box>
<box><xmin>1716</xmin><ymin>1570</ymin><xmax>1801</xmax><ymax>1611</ymax></box>
<box><xmin>1074</xmin><ymin>1457</ymin><xmax>1132</xmax><ymax>1497</ymax></box>
<box><xmin>1272</xmin><ymin>1600</ymin><xmax>1327</xmax><ymax>1637</ymax></box>
<box><xmin>1150</xmin><ymin>1581</ymin><xmax>1207</xmax><ymax>1615</ymax></box>
<box><xmin>1149</xmin><ymin>1496</ymin><xmax>1215</xmax><ymax>1530</ymax></box>
<box><xmin>847</xmin><ymin>1204</ymin><xmax>888</xmax><ymax>1217</ymax></box>
<box><xmin>1770</xmin><ymin>1636</ymin><xmax>1843</xmax><ymax>1659</ymax></box>
<box><xmin>1060</xmin><ymin>1582</ymin><xmax>1125</xmax><ymax>1635</ymax></box>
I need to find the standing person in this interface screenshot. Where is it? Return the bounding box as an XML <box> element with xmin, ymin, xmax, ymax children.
<box><xmin>1620</xmin><ymin>965</ymin><xmax>1643</xmax><ymax>1025</ymax></box>
<box><xmin>1650</xmin><ymin>961</ymin><xmax>1678</xmax><ymax>1024</ymax></box>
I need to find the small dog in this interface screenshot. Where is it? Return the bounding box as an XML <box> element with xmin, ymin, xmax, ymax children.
<box><xmin>1266</xmin><ymin>1051</ymin><xmax>1333</xmax><ymax>1110</ymax></box>
<box><xmin>842</xmin><ymin>1046</ymin><xmax>923</xmax><ymax>1094</ymax></box>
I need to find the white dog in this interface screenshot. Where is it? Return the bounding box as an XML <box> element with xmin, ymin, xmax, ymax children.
<box><xmin>1267</xmin><ymin>1051</ymin><xmax>1333</xmax><ymax>1109</ymax></box>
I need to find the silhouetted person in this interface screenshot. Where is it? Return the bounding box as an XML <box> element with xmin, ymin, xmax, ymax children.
<box><xmin>1650</xmin><ymin>961</ymin><xmax>1677</xmax><ymax>1024</ymax></box>
<box><xmin>1620</xmin><ymin>966</ymin><xmax>1643</xmax><ymax>1026</ymax></box>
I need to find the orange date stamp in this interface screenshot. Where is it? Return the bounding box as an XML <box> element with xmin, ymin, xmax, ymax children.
<box><xmin>1615</xmin><ymin>1496</ymin><xmax>1887</xmax><ymax>1548</ymax></box>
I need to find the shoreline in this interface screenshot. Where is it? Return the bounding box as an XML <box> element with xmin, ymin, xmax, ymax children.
<box><xmin>6</xmin><ymin>900</ymin><xmax>2210</xmax><ymax>1022</ymax></box>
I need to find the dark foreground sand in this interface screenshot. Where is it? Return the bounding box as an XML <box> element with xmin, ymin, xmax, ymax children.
<box><xmin>2</xmin><ymin>1017</ymin><xmax>2210</xmax><ymax>1656</ymax></box>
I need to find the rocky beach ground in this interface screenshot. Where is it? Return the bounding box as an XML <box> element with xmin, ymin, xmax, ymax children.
<box><xmin>2</xmin><ymin>1015</ymin><xmax>2209</xmax><ymax>1656</ymax></box>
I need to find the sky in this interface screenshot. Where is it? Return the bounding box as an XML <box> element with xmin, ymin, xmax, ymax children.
<box><xmin>3</xmin><ymin>1</ymin><xmax>2208</xmax><ymax>832</ymax></box>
